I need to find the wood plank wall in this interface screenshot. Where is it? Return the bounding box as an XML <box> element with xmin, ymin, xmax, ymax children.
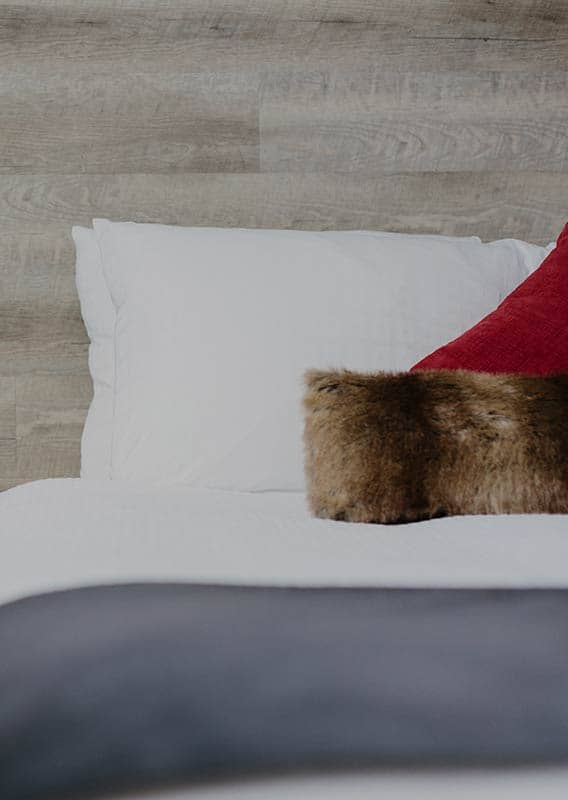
<box><xmin>1</xmin><ymin>0</ymin><xmax>567</xmax><ymax>489</ymax></box>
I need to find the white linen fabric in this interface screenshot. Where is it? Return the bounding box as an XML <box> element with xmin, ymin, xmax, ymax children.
<box><xmin>88</xmin><ymin>219</ymin><xmax>551</xmax><ymax>490</ymax></box>
<box><xmin>2</xmin><ymin>479</ymin><xmax>568</xmax><ymax>607</ymax></box>
<box><xmin>72</xmin><ymin>226</ymin><xmax>115</xmax><ymax>478</ymax></box>
<box><xmin>100</xmin><ymin>765</ymin><xmax>568</xmax><ymax>800</ymax></box>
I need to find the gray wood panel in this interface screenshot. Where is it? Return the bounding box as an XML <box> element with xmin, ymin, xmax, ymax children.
<box><xmin>0</xmin><ymin>378</ymin><xmax>16</xmax><ymax>478</ymax></box>
<box><xmin>1</xmin><ymin>72</ymin><xmax>260</xmax><ymax>174</ymax></box>
<box><xmin>2</xmin><ymin>173</ymin><xmax>565</xmax><ymax>242</ymax></box>
<box><xmin>261</xmin><ymin>71</ymin><xmax>568</xmax><ymax>174</ymax></box>
<box><xmin>15</xmin><ymin>374</ymin><xmax>90</xmax><ymax>483</ymax></box>
<box><xmin>4</xmin><ymin>1</ymin><xmax>568</xmax><ymax>39</ymax></box>
<box><xmin>4</xmin><ymin>22</ymin><xmax>568</xmax><ymax>75</ymax></box>
<box><xmin>0</xmin><ymin>0</ymin><xmax>566</xmax><ymax>488</ymax></box>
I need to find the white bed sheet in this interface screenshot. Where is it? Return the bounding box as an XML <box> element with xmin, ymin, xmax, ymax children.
<box><xmin>105</xmin><ymin>766</ymin><xmax>568</xmax><ymax>800</ymax></box>
<box><xmin>3</xmin><ymin>478</ymin><xmax>568</xmax><ymax>799</ymax></box>
<box><xmin>2</xmin><ymin>478</ymin><xmax>568</xmax><ymax>607</ymax></box>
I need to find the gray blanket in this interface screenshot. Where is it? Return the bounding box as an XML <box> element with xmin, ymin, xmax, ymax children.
<box><xmin>1</xmin><ymin>584</ymin><xmax>568</xmax><ymax>799</ymax></box>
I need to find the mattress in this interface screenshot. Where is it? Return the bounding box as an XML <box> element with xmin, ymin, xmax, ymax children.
<box><xmin>2</xmin><ymin>478</ymin><xmax>568</xmax><ymax>800</ymax></box>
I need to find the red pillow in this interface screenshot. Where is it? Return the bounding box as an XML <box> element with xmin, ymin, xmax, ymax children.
<box><xmin>412</xmin><ymin>223</ymin><xmax>568</xmax><ymax>375</ymax></box>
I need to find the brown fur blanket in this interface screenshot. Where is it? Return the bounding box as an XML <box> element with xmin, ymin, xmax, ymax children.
<box><xmin>303</xmin><ymin>369</ymin><xmax>568</xmax><ymax>524</ymax></box>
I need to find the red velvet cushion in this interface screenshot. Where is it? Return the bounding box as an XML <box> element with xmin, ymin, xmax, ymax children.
<box><xmin>412</xmin><ymin>224</ymin><xmax>568</xmax><ymax>375</ymax></box>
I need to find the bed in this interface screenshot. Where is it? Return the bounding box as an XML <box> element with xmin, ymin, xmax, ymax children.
<box><xmin>3</xmin><ymin>480</ymin><xmax>568</xmax><ymax>799</ymax></box>
<box><xmin>2</xmin><ymin>2</ymin><xmax>568</xmax><ymax>799</ymax></box>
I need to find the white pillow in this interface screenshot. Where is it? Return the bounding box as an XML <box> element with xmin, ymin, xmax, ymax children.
<box><xmin>72</xmin><ymin>226</ymin><xmax>115</xmax><ymax>478</ymax></box>
<box><xmin>83</xmin><ymin>219</ymin><xmax>551</xmax><ymax>491</ymax></box>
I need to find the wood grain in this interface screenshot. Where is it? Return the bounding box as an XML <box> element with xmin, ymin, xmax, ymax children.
<box><xmin>0</xmin><ymin>232</ymin><xmax>77</xmax><ymax>300</ymax></box>
<box><xmin>3</xmin><ymin>1</ymin><xmax>568</xmax><ymax>39</ymax></box>
<box><xmin>0</xmin><ymin>1</ymin><xmax>566</xmax><ymax>489</ymax></box>
<box><xmin>0</xmin><ymin>379</ymin><xmax>16</xmax><ymax>476</ymax></box>
<box><xmin>4</xmin><ymin>28</ymin><xmax>568</xmax><ymax>76</ymax></box>
<box><xmin>0</xmin><ymin>231</ymin><xmax>88</xmax><ymax>376</ymax></box>
<box><xmin>15</xmin><ymin>374</ymin><xmax>91</xmax><ymax>482</ymax></box>
<box><xmin>0</xmin><ymin>378</ymin><xmax>16</xmax><ymax>440</ymax></box>
<box><xmin>261</xmin><ymin>71</ymin><xmax>568</xmax><ymax>174</ymax></box>
<box><xmin>16</xmin><ymin>374</ymin><xmax>91</xmax><ymax>442</ymax></box>
<box><xmin>15</xmin><ymin>438</ymin><xmax>81</xmax><ymax>482</ymax></box>
<box><xmin>1</xmin><ymin>173</ymin><xmax>565</xmax><ymax>243</ymax></box>
<box><xmin>0</xmin><ymin>72</ymin><xmax>260</xmax><ymax>174</ymax></box>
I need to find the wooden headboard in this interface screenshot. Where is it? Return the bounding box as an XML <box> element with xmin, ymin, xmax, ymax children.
<box><xmin>1</xmin><ymin>1</ymin><xmax>567</xmax><ymax>490</ymax></box>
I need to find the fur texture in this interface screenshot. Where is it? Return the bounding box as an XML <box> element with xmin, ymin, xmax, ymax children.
<box><xmin>303</xmin><ymin>369</ymin><xmax>568</xmax><ymax>524</ymax></box>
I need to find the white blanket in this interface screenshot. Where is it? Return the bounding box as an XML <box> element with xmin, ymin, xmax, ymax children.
<box><xmin>2</xmin><ymin>478</ymin><xmax>568</xmax><ymax>607</ymax></box>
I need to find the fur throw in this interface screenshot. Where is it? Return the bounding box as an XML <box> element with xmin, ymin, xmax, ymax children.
<box><xmin>303</xmin><ymin>369</ymin><xmax>568</xmax><ymax>524</ymax></box>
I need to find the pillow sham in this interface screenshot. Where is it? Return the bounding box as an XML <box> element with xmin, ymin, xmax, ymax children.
<box><xmin>72</xmin><ymin>226</ymin><xmax>114</xmax><ymax>479</ymax></box>
<box><xmin>412</xmin><ymin>224</ymin><xmax>567</xmax><ymax>374</ymax></box>
<box><xmin>82</xmin><ymin>220</ymin><xmax>551</xmax><ymax>490</ymax></box>
<box><xmin>303</xmin><ymin>369</ymin><xmax>568</xmax><ymax>524</ymax></box>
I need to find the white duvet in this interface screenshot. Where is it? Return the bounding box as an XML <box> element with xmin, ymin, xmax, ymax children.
<box><xmin>3</xmin><ymin>478</ymin><xmax>568</xmax><ymax>800</ymax></box>
<box><xmin>2</xmin><ymin>478</ymin><xmax>568</xmax><ymax>607</ymax></box>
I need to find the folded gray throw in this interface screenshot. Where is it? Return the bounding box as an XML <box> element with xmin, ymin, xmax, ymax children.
<box><xmin>2</xmin><ymin>584</ymin><xmax>568</xmax><ymax>799</ymax></box>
